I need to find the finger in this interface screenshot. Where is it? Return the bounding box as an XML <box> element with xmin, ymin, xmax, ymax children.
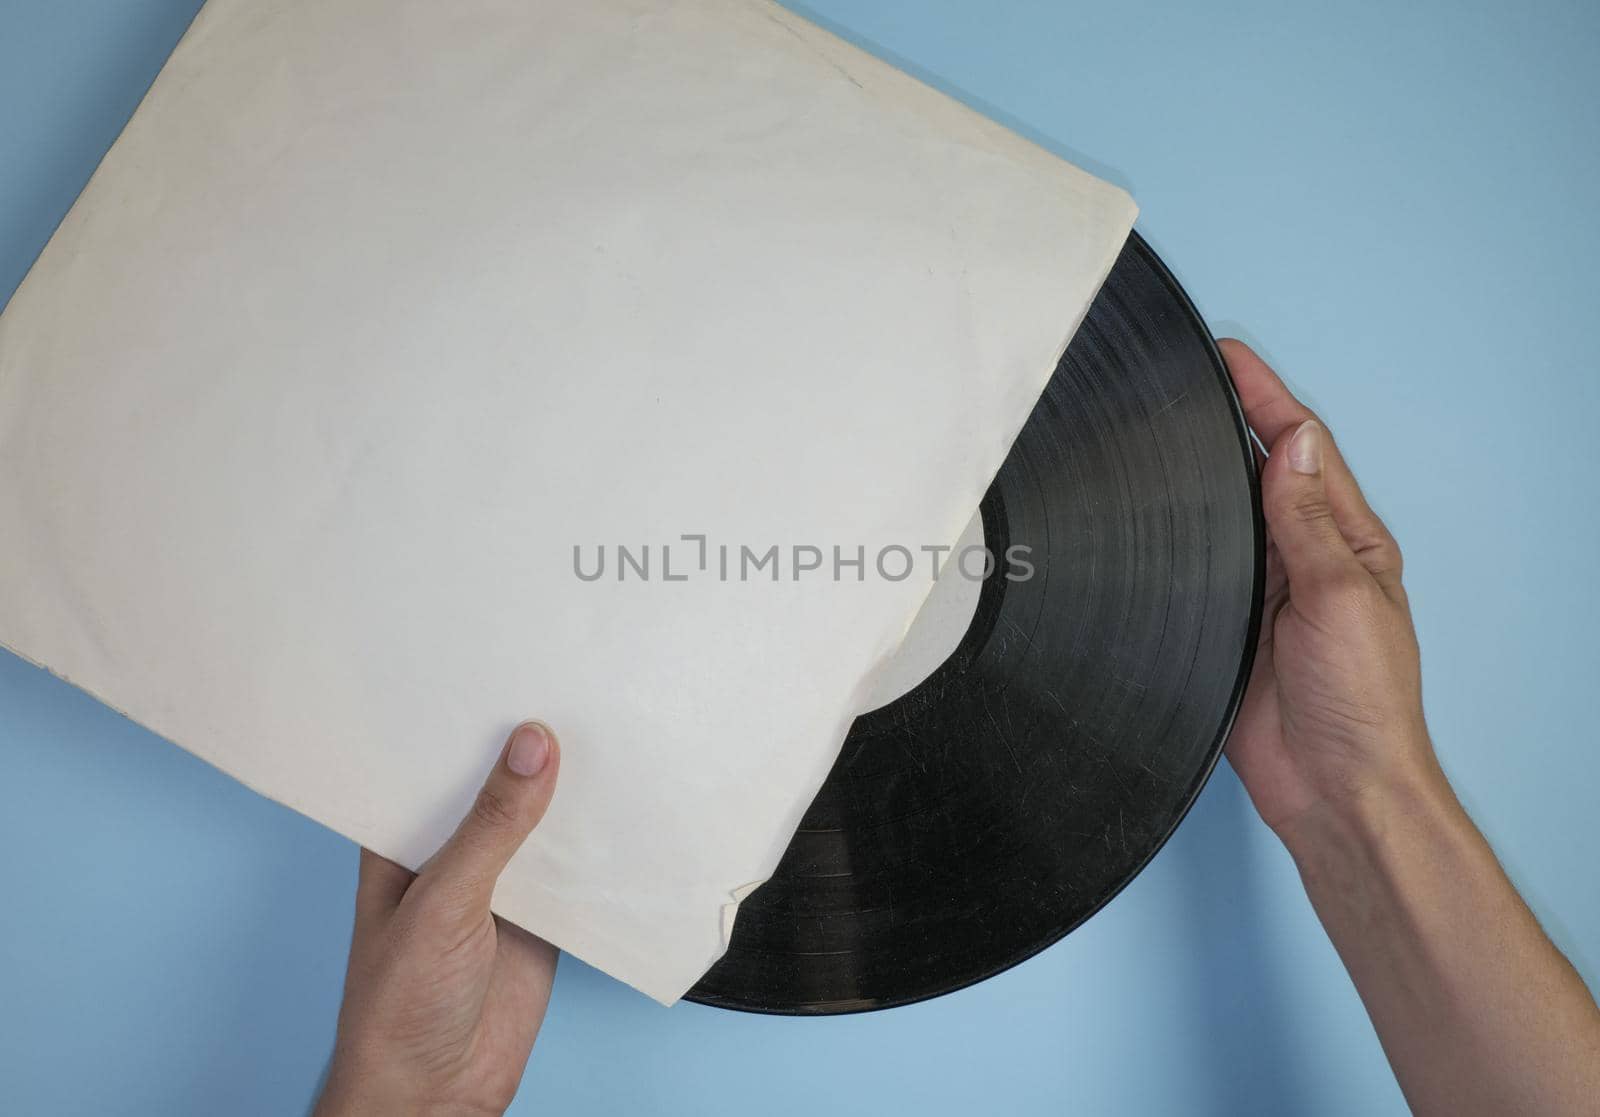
<box><xmin>1222</xmin><ymin>338</ymin><xmax>1373</xmax><ymax>515</ymax></box>
<box><xmin>1261</xmin><ymin>420</ymin><xmax>1366</xmax><ymax>594</ymax></box>
<box><xmin>1220</xmin><ymin>338</ymin><xmax>1321</xmax><ymax>450</ymax></box>
<box><xmin>423</xmin><ymin>722</ymin><xmax>561</xmax><ymax>915</ymax></box>
<box><xmin>354</xmin><ymin>847</ymin><xmax>414</xmax><ymax>931</ymax></box>
<box><xmin>496</xmin><ymin>920</ymin><xmax>559</xmax><ymax>1007</ymax></box>
<box><xmin>482</xmin><ymin>918</ymin><xmax>560</xmax><ymax>1053</ymax></box>
<box><xmin>1220</xmin><ymin>339</ymin><xmax>1403</xmax><ymax>591</ymax></box>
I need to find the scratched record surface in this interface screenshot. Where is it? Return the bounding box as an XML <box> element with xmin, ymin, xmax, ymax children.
<box><xmin>687</xmin><ymin>231</ymin><xmax>1265</xmax><ymax>1014</ymax></box>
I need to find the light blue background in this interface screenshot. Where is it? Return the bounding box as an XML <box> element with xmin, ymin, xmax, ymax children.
<box><xmin>2</xmin><ymin>1</ymin><xmax>1596</xmax><ymax>1113</ymax></box>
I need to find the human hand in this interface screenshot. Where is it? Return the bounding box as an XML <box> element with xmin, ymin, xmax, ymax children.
<box><xmin>1219</xmin><ymin>340</ymin><xmax>1442</xmax><ymax>842</ymax></box>
<box><xmin>315</xmin><ymin>722</ymin><xmax>562</xmax><ymax>1117</ymax></box>
<box><xmin>1220</xmin><ymin>341</ymin><xmax>1600</xmax><ymax>1115</ymax></box>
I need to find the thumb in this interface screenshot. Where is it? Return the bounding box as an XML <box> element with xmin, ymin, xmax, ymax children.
<box><xmin>424</xmin><ymin>721</ymin><xmax>561</xmax><ymax>912</ymax></box>
<box><xmin>1262</xmin><ymin>420</ymin><xmax>1363</xmax><ymax>592</ymax></box>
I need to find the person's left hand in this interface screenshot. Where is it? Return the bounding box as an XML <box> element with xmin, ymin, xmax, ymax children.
<box><xmin>315</xmin><ymin>721</ymin><xmax>562</xmax><ymax>1117</ymax></box>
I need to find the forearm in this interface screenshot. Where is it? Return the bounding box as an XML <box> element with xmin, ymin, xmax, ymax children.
<box><xmin>1283</xmin><ymin>750</ymin><xmax>1600</xmax><ymax>1116</ymax></box>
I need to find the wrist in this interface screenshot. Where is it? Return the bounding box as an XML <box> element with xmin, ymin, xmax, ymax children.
<box><xmin>313</xmin><ymin>1064</ymin><xmax>418</xmax><ymax>1117</ymax></box>
<box><xmin>316</xmin><ymin>1060</ymin><xmax>503</xmax><ymax>1117</ymax></box>
<box><xmin>1275</xmin><ymin>747</ymin><xmax>1464</xmax><ymax>880</ymax></box>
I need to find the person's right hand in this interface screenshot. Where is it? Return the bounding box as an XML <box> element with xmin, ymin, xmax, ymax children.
<box><xmin>1218</xmin><ymin>339</ymin><xmax>1441</xmax><ymax>840</ymax></box>
<box><xmin>1217</xmin><ymin>339</ymin><xmax>1600</xmax><ymax>1117</ymax></box>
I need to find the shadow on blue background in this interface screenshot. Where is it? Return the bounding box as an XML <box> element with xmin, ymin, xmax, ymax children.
<box><xmin>3</xmin><ymin>0</ymin><xmax>1597</xmax><ymax>1113</ymax></box>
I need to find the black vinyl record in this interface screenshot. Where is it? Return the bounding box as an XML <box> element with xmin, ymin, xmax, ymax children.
<box><xmin>686</xmin><ymin>231</ymin><xmax>1265</xmax><ymax>1014</ymax></box>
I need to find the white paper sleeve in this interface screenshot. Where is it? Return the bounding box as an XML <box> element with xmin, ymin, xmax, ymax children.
<box><xmin>0</xmin><ymin>0</ymin><xmax>1135</xmax><ymax>1003</ymax></box>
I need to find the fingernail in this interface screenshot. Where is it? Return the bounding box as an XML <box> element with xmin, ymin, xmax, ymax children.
<box><xmin>1288</xmin><ymin>420</ymin><xmax>1323</xmax><ymax>475</ymax></box>
<box><xmin>506</xmin><ymin>722</ymin><xmax>551</xmax><ymax>777</ymax></box>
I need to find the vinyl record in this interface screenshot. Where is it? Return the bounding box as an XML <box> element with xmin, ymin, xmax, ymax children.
<box><xmin>686</xmin><ymin>231</ymin><xmax>1265</xmax><ymax>1014</ymax></box>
